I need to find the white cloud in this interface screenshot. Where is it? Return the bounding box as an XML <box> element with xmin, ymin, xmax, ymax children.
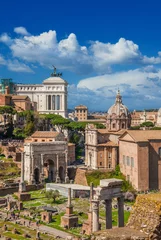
<box><xmin>7</xmin><ymin>60</ymin><xmax>34</xmax><ymax>73</ymax></box>
<box><xmin>0</xmin><ymin>54</ymin><xmax>6</xmax><ymax>65</ymax></box>
<box><xmin>76</xmin><ymin>67</ymin><xmax>161</xmax><ymax>110</ymax></box>
<box><xmin>0</xmin><ymin>33</ymin><xmax>12</xmax><ymax>44</ymax></box>
<box><xmin>1</xmin><ymin>29</ymin><xmax>161</xmax><ymax>74</ymax></box>
<box><xmin>14</xmin><ymin>27</ymin><xmax>30</xmax><ymax>36</ymax></box>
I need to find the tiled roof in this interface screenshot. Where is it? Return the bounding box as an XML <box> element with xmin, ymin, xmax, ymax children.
<box><xmin>75</xmin><ymin>104</ymin><xmax>88</xmax><ymax>109</ymax></box>
<box><xmin>120</xmin><ymin>130</ymin><xmax>161</xmax><ymax>142</ymax></box>
<box><xmin>12</xmin><ymin>95</ymin><xmax>29</xmax><ymax>100</ymax></box>
<box><xmin>97</xmin><ymin>141</ymin><xmax>118</xmax><ymax>147</ymax></box>
<box><xmin>31</xmin><ymin>131</ymin><xmax>59</xmax><ymax>138</ymax></box>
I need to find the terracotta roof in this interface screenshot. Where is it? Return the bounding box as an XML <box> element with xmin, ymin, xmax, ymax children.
<box><xmin>75</xmin><ymin>104</ymin><xmax>88</xmax><ymax>109</ymax></box>
<box><xmin>120</xmin><ymin>130</ymin><xmax>161</xmax><ymax>142</ymax></box>
<box><xmin>31</xmin><ymin>131</ymin><xmax>59</xmax><ymax>138</ymax></box>
<box><xmin>97</xmin><ymin>129</ymin><xmax>109</xmax><ymax>134</ymax></box>
<box><xmin>12</xmin><ymin>95</ymin><xmax>29</xmax><ymax>100</ymax></box>
<box><xmin>97</xmin><ymin>129</ymin><xmax>126</xmax><ymax>135</ymax></box>
<box><xmin>97</xmin><ymin>141</ymin><xmax>118</xmax><ymax>147</ymax></box>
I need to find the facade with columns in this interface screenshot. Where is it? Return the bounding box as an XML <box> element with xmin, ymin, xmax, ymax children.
<box><xmin>22</xmin><ymin>141</ymin><xmax>69</xmax><ymax>184</ymax></box>
<box><xmin>85</xmin><ymin>124</ymin><xmax>122</xmax><ymax>170</ymax></box>
<box><xmin>14</xmin><ymin>69</ymin><xmax>68</xmax><ymax>117</ymax></box>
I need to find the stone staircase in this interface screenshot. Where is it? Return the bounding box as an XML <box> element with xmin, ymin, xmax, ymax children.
<box><xmin>74</xmin><ymin>168</ymin><xmax>88</xmax><ymax>186</ymax></box>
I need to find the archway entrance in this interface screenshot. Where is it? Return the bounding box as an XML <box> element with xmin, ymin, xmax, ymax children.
<box><xmin>44</xmin><ymin>159</ymin><xmax>55</xmax><ymax>182</ymax></box>
<box><xmin>59</xmin><ymin>166</ymin><xmax>64</xmax><ymax>182</ymax></box>
<box><xmin>34</xmin><ymin>168</ymin><xmax>40</xmax><ymax>184</ymax></box>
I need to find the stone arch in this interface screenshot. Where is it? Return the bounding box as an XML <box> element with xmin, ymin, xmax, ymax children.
<box><xmin>59</xmin><ymin>166</ymin><xmax>65</xmax><ymax>182</ymax></box>
<box><xmin>44</xmin><ymin>159</ymin><xmax>55</xmax><ymax>182</ymax></box>
<box><xmin>34</xmin><ymin>168</ymin><xmax>40</xmax><ymax>184</ymax></box>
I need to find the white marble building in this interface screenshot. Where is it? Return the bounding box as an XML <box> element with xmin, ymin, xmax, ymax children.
<box><xmin>15</xmin><ymin>69</ymin><xmax>68</xmax><ymax>117</ymax></box>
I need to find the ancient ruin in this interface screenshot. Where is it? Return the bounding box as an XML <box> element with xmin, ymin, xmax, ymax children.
<box><xmin>82</xmin><ymin>178</ymin><xmax>124</xmax><ymax>234</ymax></box>
<box><xmin>61</xmin><ymin>188</ymin><xmax>78</xmax><ymax>229</ymax></box>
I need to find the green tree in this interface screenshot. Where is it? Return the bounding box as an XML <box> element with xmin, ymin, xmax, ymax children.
<box><xmin>140</xmin><ymin>121</ymin><xmax>154</xmax><ymax>127</ymax></box>
<box><xmin>13</xmin><ymin>128</ymin><xmax>25</xmax><ymax>139</ymax></box>
<box><xmin>24</xmin><ymin>122</ymin><xmax>35</xmax><ymax>136</ymax></box>
<box><xmin>45</xmin><ymin>190</ymin><xmax>60</xmax><ymax>202</ymax></box>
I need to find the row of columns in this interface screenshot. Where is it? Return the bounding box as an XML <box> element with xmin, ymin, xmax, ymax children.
<box><xmin>19</xmin><ymin>150</ymin><xmax>69</xmax><ymax>190</ymax></box>
<box><xmin>90</xmin><ymin>183</ymin><xmax>124</xmax><ymax>233</ymax></box>
<box><xmin>46</xmin><ymin>95</ymin><xmax>64</xmax><ymax>111</ymax></box>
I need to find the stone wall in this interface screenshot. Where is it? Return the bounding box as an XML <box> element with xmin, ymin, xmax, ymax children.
<box><xmin>74</xmin><ymin>168</ymin><xmax>88</xmax><ymax>186</ymax></box>
<box><xmin>127</xmin><ymin>194</ymin><xmax>161</xmax><ymax>238</ymax></box>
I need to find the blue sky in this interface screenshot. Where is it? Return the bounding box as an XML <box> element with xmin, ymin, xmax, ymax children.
<box><xmin>1</xmin><ymin>0</ymin><xmax>161</xmax><ymax>111</ymax></box>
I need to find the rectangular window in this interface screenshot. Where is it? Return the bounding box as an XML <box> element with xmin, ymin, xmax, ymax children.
<box><xmin>126</xmin><ymin>156</ymin><xmax>130</xmax><ymax>166</ymax></box>
<box><xmin>100</xmin><ymin>162</ymin><xmax>102</xmax><ymax>166</ymax></box>
<box><xmin>131</xmin><ymin>157</ymin><xmax>134</xmax><ymax>167</ymax></box>
<box><xmin>108</xmin><ymin>152</ymin><xmax>112</xmax><ymax>159</ymax></box>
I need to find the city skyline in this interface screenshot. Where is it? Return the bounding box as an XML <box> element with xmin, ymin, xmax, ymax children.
<box><xmin>0</xmin><ymin>0</ymin><xmax>161</xmax><ymax>111</ymax></box>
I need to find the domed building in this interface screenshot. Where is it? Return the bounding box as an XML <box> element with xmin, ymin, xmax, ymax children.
<box><xmin>106</xmin><ymin>90</ymin><xmax>131</xmax><ymax>131</ymax></box>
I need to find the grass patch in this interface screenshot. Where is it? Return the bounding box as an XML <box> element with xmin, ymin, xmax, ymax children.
<box><xmin>86</xmin><ymin>165</ymin><xmax>135</xmax><ymax>192</ymax></box>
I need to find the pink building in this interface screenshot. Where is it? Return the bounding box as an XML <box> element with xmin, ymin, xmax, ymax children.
<box><xmin>119</xmin><ymin>130</ymin><xmax>161</xmax><ymax>191</ymax></box>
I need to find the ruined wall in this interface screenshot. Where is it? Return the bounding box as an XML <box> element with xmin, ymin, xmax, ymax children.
<box><xmin>127</xmin><ymin>194</ymin><xmax>161</xmax><ymax>238</ymax></box>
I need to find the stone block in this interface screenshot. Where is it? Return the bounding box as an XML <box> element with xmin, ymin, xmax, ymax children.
<box><xmin>17</xmin><ymin>192</ymin><xmax>31</xmax><ymax>201</ymax></box>
<box><xmin>41</xmin><ymin>212</ymin><xmax>52</xmax><ymax>223</ymax></box>
<box><xmin>61</xmin><ymin>214</ymin><xmax>78</xmax><ymax>229</ymax></box>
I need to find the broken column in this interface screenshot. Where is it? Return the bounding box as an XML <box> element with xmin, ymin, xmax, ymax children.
<box><xmin>82</xmin><ymin>182</ymin><xmax>94</xmax><ymax>235</ymax></box>
<box><xmin>92</xmin><ymin>199</ymin><xmax>99</xmax><ymax>232</ymax></box>
<box><xmin>61</xmin><ymin>188</ymin><xmax>78</xmax><ymax>228</ymax></box>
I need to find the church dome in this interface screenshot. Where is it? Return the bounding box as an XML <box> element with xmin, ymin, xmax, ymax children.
<box><xmin>108</xmin><ymin>90</ymin><xmax>129</xmax><ymax>117</ymax></box>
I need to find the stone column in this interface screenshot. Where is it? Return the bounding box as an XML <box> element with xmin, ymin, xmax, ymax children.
<box><xmin>41</xmin><ymin>154</ymin><xmax>45</xmax><ymax>183</ymax></box>
<box><xmin>56</xmin><ymin>154</ymin><xmax>60</xmax><ymax>183</ymax></box>
<box><xmin>92</xmin><ymin>200</ymin><xmax>99</xmax><ymax>232</ymax></box>
<box><xmin>19</xmin><ymin>152</ymin><xmax>26</xmax><ymax>192</ymax></box>
<box><xmin>30</xmin><ymin>154</ymin><xmax>35</xmax><ymax>184</ymax></box>
<box><xmin>117</xmin><ymin>196</ymin><xmax>124</xmax><ymax>227</ymax></box>
<box><xmin>65</xmin><ymin>150</ymin><xmax>69</xmax><ymax>183</ymax></box>
<box><xmin>112</xmin><ymin>147</ymin><xmax>117</xmax><ymax>169</ymax></box>
<box><xmin>68</xmin><ymin>188</ymin><xmax>72</xmax><ymax>207</ymax></box>
<box><xmin>105</xmin><ymin>199</ymin><xmax>112</xmax><ymax>229</ymax></box>
<box><xmin>89</xmin><ymin>182</ymin><xmax>94</xmax><ymax>211</ymax></box>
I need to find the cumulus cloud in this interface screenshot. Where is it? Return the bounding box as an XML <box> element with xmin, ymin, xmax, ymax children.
<box><xmin>14</xmin><ymin>27</ymin><xmax>30</xmax><ymax>36</ymax></box>
<box><xmin>7</xmin><ymin>60</ymin><xmax>34</xmax><ymax>73</ymax></box>
<box><xmin>76</xmin><ymin>67</ymin><xmax>161</xmax><ymax>110</ymax></box>
<box><xmin>0</xmin><ymin>54</ymin><xmax>6</xmax><ymax>65</ymax></box>
<box><xmin>1</xmin><ymin>28</ymin><xmax>161</xmax><ymax>74</ymax></box>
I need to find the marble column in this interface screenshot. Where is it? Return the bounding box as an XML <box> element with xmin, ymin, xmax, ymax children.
<box><xmin>56</xmin><ymin>154</ymin><xmax>60</xmax><ymax>183</ymax></box>
<box><xmin>41</xmin><ymin>154</ymin><xmax>45</xmax><ymax>183</ymax></box>
<box><xmin>89</xmin><ymin>182</ymin><xmax>94</xmax><ymax>211</ymax></box>
<box><xmin>92</xmin><ymin>200</ymin><xmax>99</xmax><ymax>232</ymax></box>
<box><xmin>30</xmin><ymin>154</ymin><xmax>35</xmax><ymax>184</ymax></box>
<box><xmin>105</xmin><ymin>199</ymin><xmax>112</xmax><ymax>229</ymax></box>
<box><xmin>65</xmin><ymin>150</ymin><xmax>69</xmax><ymax>183</ymax></box>
<box><xmin>19</xmin><ymin>152</ymin><xmax>26</xmax><ymax>192</ymax></box>
<box><xmin>55</xmin><ymin>95</ymin><xmax>57</xmax><ymax>110</ymax></box>
<box><xmin>68</xmin><ymin>188</ymin><xmax>72</xmax><ymax>207</ymax></box>
<box><xmin>117</xmin><ymin>196</ymin><xmax>124</xmax><ymax>227</ymax></box>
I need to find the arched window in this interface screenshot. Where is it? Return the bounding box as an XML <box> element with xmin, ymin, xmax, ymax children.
<box><xmin>159</xmin><ymin>148</ymin><xmax>161</xmax><ymax>158</ymax></box>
